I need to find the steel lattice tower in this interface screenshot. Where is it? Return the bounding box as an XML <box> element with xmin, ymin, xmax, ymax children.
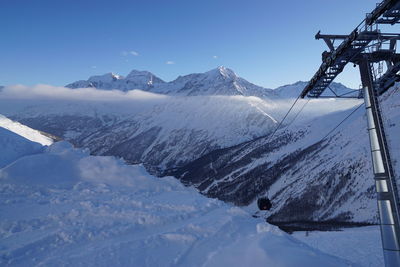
<box><xmin>301</xmin><ymin>1</ymin><xmax>400</xmax><ymax>266</ymax></box>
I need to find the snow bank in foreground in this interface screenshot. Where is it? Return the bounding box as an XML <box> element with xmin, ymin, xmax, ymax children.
<box><xmin>0</xmin><ymin>114</ymin><xmax>53</xmax><ymax>146</ymax></box>
<box><xmin>0</xmin><ymin>127</ymin><xmax>44</xmax><ymax>168</ymax></box>
<box><xmin>0</xmin><ymin>141</ymin><xmax>352</xmax><ymax>266</ymax></box>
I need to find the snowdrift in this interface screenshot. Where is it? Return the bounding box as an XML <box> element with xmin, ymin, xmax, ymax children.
<box><xmin>0</xmin><ymin>125</ymin><xmax>351</xmax><ymax>266</ymax></box>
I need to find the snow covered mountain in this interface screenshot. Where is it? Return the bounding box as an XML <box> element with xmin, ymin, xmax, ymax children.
<box><xmin>168</xmin><ymin>86</ymin><xmax>400</xmax><ymax>225</ymax></box>
<box><xmin>67</xmin><ymin>67</ymin><xmax>275</xmax><ymax>97</ymax></box>
<box><xmin>66</xmin><ymin>67</ymin><xmax>356</xmax><ymax>99</ymax></box>
<box><xmin>151</xmin><ymin>67</ymin><xmax>274</xmax><ymax>97</ymax></box>
<box><xmin>0</xmin><ymin>121</ymin><xmax>352</xmax><ymax>266</ymax></box>
<box><xmin>66</xmin><ymin>70</ymin><xmax>165</xmax><ymax>91</ymax></box>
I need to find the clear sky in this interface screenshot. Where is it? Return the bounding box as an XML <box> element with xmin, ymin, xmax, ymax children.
<box><xmin>1</xmin><ymin>0</ymin><xmax>378</xmax><ymax>89</ymax></box>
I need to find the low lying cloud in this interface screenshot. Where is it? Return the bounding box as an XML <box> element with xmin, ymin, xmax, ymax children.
<box><xmin>0</xmin><ymin>84</ymin><xmax>168</xmax><ymax>102</ymax></box>
<box><xmin>0</xmin><ymin>85</ymin><xmax>361</xmax><ymax>128</ymax></box>
<box><xmin>166</xmin><ymin>61</ymin><xmax>175</xmax><ymax>65</ymax></box>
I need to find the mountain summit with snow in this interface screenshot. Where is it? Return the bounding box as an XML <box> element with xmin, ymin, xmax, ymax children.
<box><xmin>66</xmin><ymin>66</ymin><xmax>274</xmax><ymax>97</ymax></box>
<box><xmin>66</xmin><ymin>70</ymin><xmax>165</xmax><ymax>91</ymax></box>
<box><xmin>155</xmin><ymin>66</ymin><xmax>273</xmax><ymax>96</ymax></box>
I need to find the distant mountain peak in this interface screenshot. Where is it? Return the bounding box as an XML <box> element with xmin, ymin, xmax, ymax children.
<box><xmin>206</xmin><ymin>66</ymin><xmax>237</xmax><ymax>79</ymax></box>
<box><xmin>126</xmin><ymin>70</ymin><xmax>158</xmax><ymax>79</ymax></box>
<box><xmin>88</xmin><ymin>73</ymin><xmax>123</xmax><ymax>83</ymax></box>
<box><xmin>66</xmin><ymin>70</ymin><xmax>165</xmax><ymax>91</ymax></box>
<box><xmin>125</xmin><ymin>70</ymin><xmax>165</xmax><ymax>86</ymax></box>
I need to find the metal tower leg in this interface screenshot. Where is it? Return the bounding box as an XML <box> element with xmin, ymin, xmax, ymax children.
<box><xmin>359</xmin><ymin>58</ymin><xmax>400</xmax><ymax>267</ymax></box>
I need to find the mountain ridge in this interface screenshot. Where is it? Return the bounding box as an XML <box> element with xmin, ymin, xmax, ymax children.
<box><xmin>66</xmin><ymin>66</ymin><xmax>355</xmax><ymax>99</ymax></box>
<box><xmin>66</xmin><ymin>66</ymin><xmax>274</xmax><ymax>97</ymax></box>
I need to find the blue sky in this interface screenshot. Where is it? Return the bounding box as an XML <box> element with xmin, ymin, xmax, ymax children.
<box><xmin>1</xmin><ymin>0</ymin><xmax>378</xmax><ymax>88</ymax></box>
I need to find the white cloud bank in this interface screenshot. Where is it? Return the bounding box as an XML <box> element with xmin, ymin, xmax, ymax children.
<box><xmin>0</xmin><ymin>84</ymin><xmax>168</xmax><ymax>102</ymax></box>
<box><xmin>0</xmin><ymin>84</ymin><xmax>361</xmax><ymax>127</ymax></box>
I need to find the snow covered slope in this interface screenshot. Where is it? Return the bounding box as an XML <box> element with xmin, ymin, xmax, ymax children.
<box><xmin>0</xmin><ymin>114</ymin><xmax>53</xmax><ymax>168</ymax></box>
<box><xmin>67</xmin><ymin>67</ymin><xmax>275</xmax><ymax>97</ymax></box>
<box><xmin>0</xmin><ymin>136</ymin><xmax>351</xmax><ymax>266</ymax></box>
<box><xmin>169</xmin><ymin>86</ymin><xmax>400</xmax><ymax>224</ymax></box>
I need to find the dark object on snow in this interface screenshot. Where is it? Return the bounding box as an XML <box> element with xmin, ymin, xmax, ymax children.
<box><xmin>257</xmin><ymin>197</ymin><xmax>272</xmax><ymax>211</ymax></box>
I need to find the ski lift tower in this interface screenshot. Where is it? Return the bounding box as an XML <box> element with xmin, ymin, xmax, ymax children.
<box><xmin>301</xmin><ymin>0</ymin><xmax>400</xmax><ymax>266</ymax></box>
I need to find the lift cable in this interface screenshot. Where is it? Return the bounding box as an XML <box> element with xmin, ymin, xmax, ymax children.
<box><xmin>266</xmin><ymin>80</ymin><xmax>394</xmax><ymax>150</ymax></box>
<box><xmin>266</xmin><ymin>95</ymin><xmax>301</xmax><ymax>142</ymax></box>
<box><xmin>285</xmin><ymin>98</ymin><xmax>311</xmax><ymax>129</ymax></box>
<box><xmin>320</xmin><ymin>102</ymin><xmax>365</xmax><ymax>142</ymax></box>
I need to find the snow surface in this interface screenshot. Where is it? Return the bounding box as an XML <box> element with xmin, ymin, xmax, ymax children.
<box><xmin>0</xmin><ymin>127</ymin><xmax>44</xmax><ymax>169</ymax></box>
<box><xmin>0</xmin><ymin>113</ymin><xmax>53</xmax><ymax>168</ymax></box>
<box><xmin>0</xmin><ymin>122</ymin><xmax>353</xmax><ymax>266</ymax></box>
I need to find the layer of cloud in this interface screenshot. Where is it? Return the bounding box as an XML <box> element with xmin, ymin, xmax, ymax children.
<box><xmin>0</xmin><ymin>85</ymin><xmax>361</xmax><ymax>126</ymax></box>
<box><xmin>166</xmin><ymin>61</ymin><xmax>175</xmax><ymax>65</ymax></box>
<box><xmin>0</xmin><ymin>84</ymin><xmax>168</xmax><ymax>102</ymax></box>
